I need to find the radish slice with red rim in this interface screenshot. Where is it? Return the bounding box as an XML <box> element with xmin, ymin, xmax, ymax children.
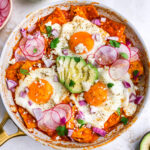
<box><xmin>95</xmin><ymin>46</ymin><xmax>118</xmax><ymax>65</ymax></box>
<box><xmin>53</xmin><ymin>107</ymin><xmax>67</xmax><ymax>120</ymax></box>
<box><xmin>54</xmin><ymin>104</ymin><xmax>72</xmax><ymax>122</ymax></box>
<box><xmin>15</xmin><ymin>48</ymin><xmax>26</xmax><ymax>62</ymax></box>
<box><xmin>51</xmin><ymin>110</ymin><xmax>61</xmax><ymax>124</ymax></box>
<box><xmin>109</xmin><ymin>59</ymin><xmax>130</xmax><ymax>80</ymax></box>
<box><xmin>0</xmin><ymin>0</ymin><xmax>8</xmax><ymax>10</ymax></box>
<box><xmin>39</xmin><ymin>109</ymin><xmax>59</xmax><ymax>130</ymax></box>
<box><xmin>116</xmin><ymin>44</ymin><xmax>131</xmax><ymax>60</ymax></box>
<box><xmin>19</xmin><ymin>37</ymin><xmax>29</xmax><ymax>56</ymax></box>
<box><xmin>25</xmin><ymin>52</ymin><xmax>43</xmax><ymax>61</ymax></box>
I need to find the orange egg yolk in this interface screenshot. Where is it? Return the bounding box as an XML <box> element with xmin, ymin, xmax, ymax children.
<box><xmin>28</xmin><ymin>79</ymin><xmax>53</xmax><ymax>104</ymax></box>
<box><xmin>69</xmin><ymin>32</ymin><xmax>94</xmax><ymax>54</ymax></box>
<box><xmin>84</xmin><ymin>82</ymin><xmax>108</xmax><ymax>106</ymax></box>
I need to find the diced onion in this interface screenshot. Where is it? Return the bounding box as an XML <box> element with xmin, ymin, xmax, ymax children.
<box><xmin>68</xmin><ymin>129</ymin><xmax>74</xmax><ymax>137</ymax></box>
<box><xmin>122</xmin><ymin>81</ymin><xmax>131</xmax><ymax>88</ymax></box>
<box><xmin>79</xmin><ymin>100</ymin><xmax>87</xmax><ymax>106</ymax></box>
<box><xmin>6</xmin><ymin>80</ymin><xmax>17</xmax><ymax>90</ymax></box>
<box><xmin>91</xmin><ymin>19</ymin><xmax>101</xmax><ymax>26</ymax></box>
<box><xmin>92</xmin><ymin>127</ymin><xmax>106</xmax><ymax>137</ymax></box>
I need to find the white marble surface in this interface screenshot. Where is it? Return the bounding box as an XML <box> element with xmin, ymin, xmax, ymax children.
<box><xmin>0</xmin><ymin>0</ymin><xmax>150</xmax><ymax>149</ymax></box>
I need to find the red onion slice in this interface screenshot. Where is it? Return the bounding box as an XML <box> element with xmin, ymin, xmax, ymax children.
<box><xmin>62</xmin><ymin>49</ymin><xmax>68</xmax><ymax>56</ymax></box>
<box><xmin>92</xmin><ymin>127</ymin><xmax>106</xmax><ymax>137</ymax></box>
<box><xmin>15</xmin><ymin>48</ymin><xmax>26</xmax><ymax>62</ymax></box>
<box><xmin>126</xmin><ymin>39</ymin><xmax>132</xmax><ymax>47</ymax></box>
<box><xmin>54</xmin><ymin>104</ymin><xmax>72</xmax><ymax>122</ymax></box>
<box><xmin>79</xmin><ymin>100</ymin><xmax>87</xmax><ymax>106</ymax></box>
<box><xmin>25</xmin><ymin>53</ymin><xmax>43</xmax><ymax>61</ymax></box>
<box><xmin>28</xmin><ymin>100</ymin><xmax>33</xmax><ymax>106</ymax></box>
<box><xmin>60</xmin><ymin>117</ymin><xmax>66</xmax><ymax>125</ymax></box>
<box><xmin>19</xmin><ymin>91</ymin><xmax>27</xmax><ymax>98</ymax></box>
<box><xmin>129</xmin><ymin>93</ymin><xmax>137</xmax><ymax>102</ymax></box>
<box><xmin>53</xmin><ymin>75</ymin><xmax>58</xmax><ymax>82</ymax></box>
<box><xmin>134</xmin><ymin>96</ymin><xmax>144</xmax><ymax>104</ymax></box>
<box><xmin>122</xmin><ymin>81</ymin><xmax>131</xmax><ymax>88</ymax></box>
<box><xmin>1</xmin><ymin>2</ymin><xmax>10</xmax><ymax>18</ymax></box>
<box><xmin>6</xmin><ymin>80</ymin><xmax>17</xmax><ymax>90</ymax></box>
<box><xmin>91</xmin><ymin>19</ymin><xmax>101</xmax><ymax>26</ymax></box>
<box><xmin>92</xmin><ymin>34</ymin><xmax>101</xmax><ymax>41</ymax></box>
<box><xmin>95</xmin><ymin>46</ymin><xmax>118</xmax><ymax>66</ymax></box>
<box><xmin>33</xmin><ymin>108</ymin><xmax>43</xmax><ymax>121</ymax></box>
<box><xmin>68</xmin><ymin>129</ymin><xmax>74</xmax><ymax>137</ymax></box>
<box><xmin>51</xmin><ymin>29</ymin><xmax>59</xmax><ymax>38</ymax></box>
<box><xmin>116</xmin><ymin>44</ymin><xmax>131</xmax><ymax>60</ymax></box>
<box><xmin>76</xmin><ymin>111</ymin><xmax>84</xmax><ymax>120</ymax></box>
<box><xmin>109</xmin><ymin>59</ymin><xmax>129</xmax><ymax>80</ymax></box>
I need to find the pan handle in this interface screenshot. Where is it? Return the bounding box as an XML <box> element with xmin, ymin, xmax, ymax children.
<box><xmin>0</xmin><ymin>112</ymin><xmax>25</xmax><ymax>146</ymax></box>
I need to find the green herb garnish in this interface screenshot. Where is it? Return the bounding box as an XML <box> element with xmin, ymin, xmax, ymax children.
<box><xmin>117</xmin><ymin>107</ymin><xmax>121</xmax><ymax>116</ymax></box>
<box><xmin>107</xmin><ymin>83</ymin><xmax>114</xmax><ymax>88</ymax></box>
<box><xmin>69</xmin><ymin>80</ymin><xmax>75</xmax><ymax>87</ymax></box>
<box><xmin>20</xmin><ymin>68</ymin><xmax>29</xmax><ymax>75</ymax></box>
<box><xmin>77</xmin><ymin>119</ymin><xmax>85</xmax><ymax>128</ymax></box>
<box><xmin>46</xmin><ymin>26</ymin><xmax>52</xmax><ymax>37</ymax></box>
<box><xmin>133</xmin><ymin>70</ymin><xmax>139</xmax><ymax>77</ymax></box>
<box><xmin>33</xmin><ymin>48</ymin><xmax>37</xmax><ymax>53</ymax></box>
<box><xmin>121</xmin><ymin>117</ymin><xmax>128</xmax><ymax>125</ymax></box>
<box><xmin>109</xmin><ymin>40</ymin><xmax>121</xmax><ymax>48</ymax></box>
<box><xmin>74</xmin><ymin>57</ymin><xmax>81</xmax><ymax>63</ymax></box>
<box><xmin>50</xmin><ymin>38</ymin><xmax>59</xmax><ymax>49</ymax></box>
<box><xmin>56</xmin><ymin>126</ymin><xmax>68</xmax><ymax>136</ymax></box>
<box><xmin>120</xmin><ymin>52</ymin><xmax>128</xmax><ymax>59</ymax></box>
<box><xmin>36</xmin><ymin>77</ymin><xmax>40</xmax><ymax>82</ymax></box>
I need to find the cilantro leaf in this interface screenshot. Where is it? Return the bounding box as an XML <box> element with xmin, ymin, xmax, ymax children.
<box><xmin>79</xmin><ymin>124</ymin><xmax>84</xmax><ymax>129</ymax></box>
<box><xmin>50</xmin><ymin>38</ymin><xmax>59</xmax><ymax>49</ymax></box>
<box><xmin>109</xmin><ymin>40</ymin><xmax>121</xmax><ymax>48</ymax></box>
<box><xmin>117</xmin><ymin>107</ymin><xmax>121</xmax><ymax>116</ymax></box>
<box><xmin>33</xmin><ymin>48</ymin><xmax>37</xmax><ymax>53</ymax></box>
<box><xmin>69</xmin><ymin>80</ymin><xmax>75</xmax><ymax>87</ymax></box>
<box><xmin>56</xmin><ymin>126</ymin><xmax>68</xmax><ymax>136</ymax></box>
<box><xmin>121</xmin><ymin>117</ymin><xmax>128</xmax><ymax>125</ymax></box>
<box><xmin>107</xmin><ymin>83</ymin><xmax>114</xmax><ymax>88</ymax></box>
<box><xmin>20</xmin><ymin>68</ymin><xmax>29</xmax><ymax>75</ymax></box>
<box><xmin>120</xmin><ymin>52</ymin><xmax>128</xmax><ymax>59</ymax></box>
<box><xmin>74</xmin><ymin>57</ymin><xmax>80</xmax><ymax>63</ymax></box>
<box><xmin>46</xmin><ymin>26</ymin><xmax>52</xmax><ymax>37</ymax></box>
<box><xmin>77</xmin><ymin>119</ymin><xmax>85</xmax><ymax>125</ymax></box>
<box><xmin>133</xmin><ymin>70</ymin><xmax>139</xmax><ymax>76</ymax></box>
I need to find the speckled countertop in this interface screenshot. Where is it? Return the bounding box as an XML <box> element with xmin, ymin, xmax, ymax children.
<box><xmin>0</xmin><ymin>0</ymin><xmax>150</xmax><ymax>149</ymax></box>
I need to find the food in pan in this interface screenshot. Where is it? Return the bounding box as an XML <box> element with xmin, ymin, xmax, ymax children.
<box><xmin>5</xmin><ymin>5</ymin><xmax>144</xmax><ymax>143</ymax></box>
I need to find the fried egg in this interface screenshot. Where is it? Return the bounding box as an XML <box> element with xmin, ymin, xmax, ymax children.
<box><xmin>70</xmin><ymin>67</ymin><xmax>137</xmax><ymax>128</ymax></box>
<box><xmin>54</xmin><ymin>16</ymin><xmax>109</xmax><ymax>58</ymax></box>
<box><xmin>15</xmin><ymin>68</ymin><xmax>68</xmax><ymax>116</ymax></box>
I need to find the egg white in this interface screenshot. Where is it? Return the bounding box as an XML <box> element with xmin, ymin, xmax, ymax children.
<box><xmin>54</xmin><ymin>16</ymin><xmax>109</xmax><ymax>59</ymax></box>
<box><xmin>70</xmin><ymin>66</ymin><xmax>137</xmax><ymax>128</ymax></box>
<box><xmin>15</xmin><ymin>68</ymin><xmax>68</xmax><ymax>116</ymax></box>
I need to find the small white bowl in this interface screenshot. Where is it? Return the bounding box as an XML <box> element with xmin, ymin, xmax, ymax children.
<box><xmin>0</xmin><ymin>0</ymin><xmax>12</xmax><ymax>30</ymax></box>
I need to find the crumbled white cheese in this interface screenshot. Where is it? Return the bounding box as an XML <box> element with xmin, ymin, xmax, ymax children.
<box><xmin>52</xmin><ymin>23</ymin><xmax>61</xmax><ymax>33</ymax></box>
<box><xmin>9</xmin><ymin>58</ymin><xmax>16</xmax><ymax>64</ymax></box>
<box><xmin>82</xmin><ymin>81</ymin><xmax>92</xmax><ymax>91</ymax></box>
<box><xmin>45</xmin><ymin>21</ymin><xmax>52</xmax><ymax>27</ymax></box>
<box><xmin>87</xmin><ymin>55</ymin><xmax>95</xmax><ymax>65</ymax></box>
<box><xmin>75</xmin><ymin>43</ymin><xmax>88</xmax><ymax>54</ymax></box>
<box><xmin>101</xmin><ymin>17</ymin><xmax>106</xmax><ymax>22</ymax></box>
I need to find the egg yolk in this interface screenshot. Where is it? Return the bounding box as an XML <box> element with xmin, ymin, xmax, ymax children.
<box><xmin>84</xmin><ymin>82</ymin><xmax>108</xmax><ymax>106</ymax></box>
<box><xmin>28</xmin><ymin>79</ymin><xmax>53</xmax><ymax>104</ymax></box>
<box><xmin>69</xmin><ymin>32</ymin><xmax>94</xmax><ymax>54</ymax></box>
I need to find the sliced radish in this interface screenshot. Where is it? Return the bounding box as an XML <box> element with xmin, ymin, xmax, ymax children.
<box><xmin>38</xmin><ymin>109</ymin><xmax>59</xmax><ymax>130</ymax></box>
<box><xmin>19</xmin><ymin>37</ymin><xmax>29</xmax><ymax>56</ymax></box>
<box><xmin>53</xmin><ymin>107</ymin><xmax>67</xmax><ymax>119</ymax></box>
<box><xmin>25</xmin><ymin>52</ymin><xmax>43</xmax><ymax>61</ymax></box>
<box><xmin>95</xmin><ymin>46</ymin><xmax>118</xmax><ymax>65</ymax></box>
<box><xmin>0</xmin><ymin>0</ymin><xmax>8</xmax><ymax>10</ymax></box>
<box><xmin>54</xmin><ymin>104</ymin><xmax>72</xmax><ymax>122</ymax></box>
<box><xmin>130</xmin><ymin>47</ymin><xmax>139</xmax><ymax>54</ymax></box>
<box><xmin>15</xmin><ymin>48</ymin><xmax>26</xmax><ymax>62</ymax></box>
<box><xmin>116</xmin><ymin>44</ymin><xmax>131</xmax><ymax>60</ymax></box>
<box><xmin>130</xmin><ymin>47</ymin><xmax>139</xmax><ymax>62</ymax></box>
<box><xmin>130</xmin><ymin>53</ymin><xmax>139</xmax><ymax>62</ymax></box>
<box><xmin>109</xmin><ymin>59</ymin><xmax>130</xmax><ymax>80</ymax></box>
<box><xmin>51</xmin><ymin>110</ymin><xmax>61</xmax><ymax>124</ymax></box>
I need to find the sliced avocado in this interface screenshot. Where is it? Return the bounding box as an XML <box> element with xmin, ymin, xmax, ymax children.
<box><xmin>140</xmin><ymin>132</ymin><xmax>150</xmax><ymax>150</ymax></box>
<box><xmin>56</xmin><ymin>56</ymin><xmax>99</xmax><ymax>93</ymax></box>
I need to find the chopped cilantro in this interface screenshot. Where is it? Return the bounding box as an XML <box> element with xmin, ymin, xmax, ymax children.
<box><xmin>33</xmin><ymin>48</ymin><xmax>37</xmax><ymax>53</ymax></box>
<box><xmin>117</xmin><ymin>107</ymin><xmax>121</xmax><ymax>116</ymax></box>
<box><xmin>79</xmin><ymin>124</ymin><xmax>84</xmax><ymax>129</ymax></box>
<box><xmin>50</xmin><ymin>38</ymin><xmax>59</xmax><ymax>49</ymax></box>
<box><xmin>77</xmin><ymin>119</ymin><xmax>85</xmax><ymax>125</ymax></box>
<box><xmin>74</xmin><ymin>57</ymin><xmax>80</xmax><ymax>63</ymax></box>
<box><xmin>69</xmin><ymin>80</ymin><xmax>75</xmax><ymax>87</ymax></box>
<box><xmin>20</xmin><ymin>68</ymin><xmax>29</xmax><ymax>75</ymax></box>
<box><xmin>56</xmin><ymin>126</ymin><xmax>68</xmax><ymax>136</ymax></box>
<box><xmin>133</xmin><ymin>70</ymin><xmax>139</xmax><ymax>77</ymax></box>
<box><xmin>120</xmin><ymin>52</ymin><xmax>128</xmax><ymax>59</ymax></box>
<box><xmin>46</xmin><ymin>26</ymin><xmax>52</xmax><ymax>37</ymax></box>
<box><xmin>121</xmin><ymin>117</ymin><xmax>128</xmax><ymax>125</ymax></box>
<box><xmin>107</xmin><ymin>83</ymin><xmax>114</xmax><ymax>88</ymax></box>
<box><xmin>109</xmin><ymin>40</ymin><xmax>121</xmax><ymax>48</ymax></box>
